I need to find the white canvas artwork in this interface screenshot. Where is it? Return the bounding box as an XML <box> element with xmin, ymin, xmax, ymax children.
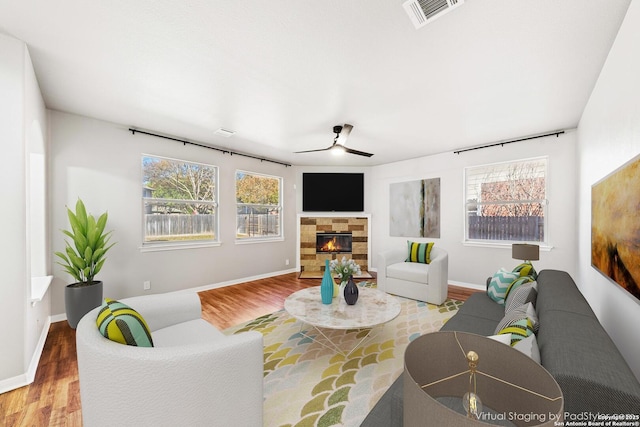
<box><xmin>389</xmin><ymin>178</ymin><xmax>440</xmax><ymax>238</ymax></box>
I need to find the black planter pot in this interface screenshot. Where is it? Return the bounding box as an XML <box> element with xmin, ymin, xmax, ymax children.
<box><xmin>65</xmin><ymin>281</ymin><xmax>103</xmax><ymax>329</ymax></box>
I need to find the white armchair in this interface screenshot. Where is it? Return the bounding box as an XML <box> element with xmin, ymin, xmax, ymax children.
<box><xmin>377</xmin><ymin>246</ymin><xmax>449</xmax><ymax>305</ymax></box>
<box><xmin>76</xmin><ymin>292</ymin><xmax>264</xmax><ymax>427</ymax></box>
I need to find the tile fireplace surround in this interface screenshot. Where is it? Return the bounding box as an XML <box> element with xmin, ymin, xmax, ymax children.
<box><xmin>299</xmin><ymin>216</ymin><xmax>369</xmax><ymax>274</ymax></box>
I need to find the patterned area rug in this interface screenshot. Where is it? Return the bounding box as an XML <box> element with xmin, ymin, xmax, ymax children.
<box><xmin>225</xmin><ymin>284</ymin><xmax>462</xmax><ymax>427</ymax></box>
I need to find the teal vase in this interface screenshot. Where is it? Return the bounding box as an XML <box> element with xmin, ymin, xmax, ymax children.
<box><xmin>321</xmin><ymin>259</ymin><xmax>334</xmax><ymax>304</ymax></box>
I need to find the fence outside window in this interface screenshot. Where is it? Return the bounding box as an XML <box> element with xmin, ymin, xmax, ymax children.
<box><xmin>465</xmin><ymin>157</ymin><xmax>548</xmax><ymax>244</ymax></box>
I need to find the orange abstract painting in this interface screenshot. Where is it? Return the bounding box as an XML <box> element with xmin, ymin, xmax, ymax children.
<box><xmin>592</xmin><ymin>154</ymin><xmax>640</xmax><ymax>301</ymax></box>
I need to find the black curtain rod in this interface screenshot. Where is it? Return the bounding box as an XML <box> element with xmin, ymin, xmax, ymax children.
<box><xmin>128</xmin><ymin>128</ymin><xmax>291</xmax><ymax>167</ymax></box>
<box><xmin>453</xmin><ymin>130</ymin><xmax>565</xmax><ymax>154</ymax></box>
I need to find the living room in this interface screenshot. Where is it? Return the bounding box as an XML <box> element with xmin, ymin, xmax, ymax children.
<box><xmin>2</xmin><ymin>0</ymin><xmax>640</xmax><ymax>424</ymax></box>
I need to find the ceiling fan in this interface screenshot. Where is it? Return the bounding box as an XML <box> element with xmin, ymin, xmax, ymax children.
<box><xmin>295</xmin><ymin>124</ymin><xmax>374</xmax><ymax>157</ymax></box>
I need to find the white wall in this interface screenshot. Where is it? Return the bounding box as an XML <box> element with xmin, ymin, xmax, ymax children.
<box><xmin>23</xmin><ymin>45</ymin><xmax>51</xmax><ymax>371</ymax></box>
<box><xmin>0</xmin><ymin>32</ymin><xmax>27</xmax><ymax>384</ymax></box>
<box><xmin>0</xmin><ymin>34</ymin><xmax>50</xmax><ymax>391</ymax></box>
<box><xmin>370</xmin><ymin>131</ymin><xmax>578</xmax><ymax>287</ymax></box>
<box><xmin>49</xmin><ymin>111</ymin><xmax>298</xmax><ymax>316</ymax></box>
<box><xmin>577</xmin><ymin>0</ymin><xmax>640</xmax><ymax>379</ymax></box>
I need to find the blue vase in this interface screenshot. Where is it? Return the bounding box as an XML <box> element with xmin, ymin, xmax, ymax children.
<box><xmin>344</xmin><ymin>276</ymin><xmax>359</xmax><ymax>305</ymax></box>
<box><xmin>320</xmin><ymin>259</ymin><xmax>334</xmax><ymax>304</ymax></box>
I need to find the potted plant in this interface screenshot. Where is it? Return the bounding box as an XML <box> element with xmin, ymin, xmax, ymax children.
<box><xmin>55</xmin><ymin>198</ymin><xmax>115</xmax><ymax>329</ymax></box>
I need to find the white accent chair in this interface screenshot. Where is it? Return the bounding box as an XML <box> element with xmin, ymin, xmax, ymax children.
<box><xmin>76</xmin><ymin>292</ymin><xmax>264</xmax><ymax>427</ymax></box>
<box><xmin>377</xmin><ymin>246</ymin><xmax>449</xmax><ymax>305</ymax></box>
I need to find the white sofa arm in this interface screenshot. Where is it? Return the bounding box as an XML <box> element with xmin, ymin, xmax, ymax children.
<box><xmin>377</xmin><ymin>248</ymin><xmax>406</xmax><ymax>292</ymax></box>
<box><xmin>76</xmin><ymin>303</ymin><xmax>264</xmax><ymax>427</ymax></box>
<box><xmin>120</xmin><ymin>292</ymin><xmax>202</xmax><ymax>332</ymax></box>
<box><xmin>426</xmin><ymin>248</ymin><xmax>449</xmax><ymax>299</ymax></box>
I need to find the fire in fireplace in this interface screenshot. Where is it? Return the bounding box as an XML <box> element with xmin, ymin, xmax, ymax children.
<box><xmin>316</xmin><ymin>232</ymin><xmax>353</xmax><ymax>253</ymax></box>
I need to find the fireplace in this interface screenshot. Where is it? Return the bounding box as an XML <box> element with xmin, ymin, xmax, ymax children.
<box><xmin>299</xmin><ymin>216</ymin><xmax>369</xmax><ymax>275</ymax></box>
<box><xmin>316</xmin><ymin>232</ymin><xmax>352</xmax><ymax>254</ymax></box>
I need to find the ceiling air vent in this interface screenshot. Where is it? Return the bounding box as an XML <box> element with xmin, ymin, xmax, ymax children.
<box><xmin>403</xmin><ymin>0</ymin><xmax>464</xmax><ymax>29</ymax></box>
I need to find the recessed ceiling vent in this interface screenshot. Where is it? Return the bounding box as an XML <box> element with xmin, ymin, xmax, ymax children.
<box><xmin>403</xmin><ymin>0</ymin><xmax>464</xmax><ymax>29</ymax></box>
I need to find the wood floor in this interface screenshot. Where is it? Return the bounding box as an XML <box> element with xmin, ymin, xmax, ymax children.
<box><xmin>0</xmin><ymin>273</ymin><xmax>477</xmax><ymax>426</ymax></box>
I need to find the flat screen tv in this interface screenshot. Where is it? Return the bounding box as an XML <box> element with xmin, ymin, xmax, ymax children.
<box><xmin>302</xmin><ymin>173</ymin><xmax>364</xmax><ymax>212</ymax></box>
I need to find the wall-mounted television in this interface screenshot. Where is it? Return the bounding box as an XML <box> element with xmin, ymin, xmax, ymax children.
<box><xmin>302</xmin><ymin>173</ymin><xmax>364</xmax><ymax>212</ymax></box>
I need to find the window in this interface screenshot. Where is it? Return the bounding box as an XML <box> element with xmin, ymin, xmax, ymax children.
<box><xmin>235</xmin><ymin>170</ymin><xmax>282</xmax><ymax>241</ymax></box>
<box><xmin>464</xmin><ymin>157</ymin><xmax>547</xmax><ymax>244</ymax></box>
<box><xmin>142</xmin><ymin>155</ymin><xmax>218</xmax><ymax>246</ymax></box>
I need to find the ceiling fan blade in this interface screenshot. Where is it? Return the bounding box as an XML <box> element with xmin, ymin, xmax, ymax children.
<box><xmin>344</xmin><ymin>147</ymin><xmax>374</xmax><ymax>157</ymax></box>
<box><xmin>294</xmin><ymin>146</ymin><xmax>332</xmax><ymax>154</ymax></box>
<box><xmin>336</xmin><ymin>123</ymin><xmax>353</xmax><ymax>145</ymax></box>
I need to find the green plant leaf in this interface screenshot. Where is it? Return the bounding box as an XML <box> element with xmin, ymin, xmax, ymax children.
<box><xmin>91</xmin><ymin>248</ymin><xmax>105</xmax><ymax>263</ymax></box>
<box><xmin>75</xmin><ymin>199</ymin><xmax>88</xmax><ymax>234</ymax></box>
<box><xmin>86</xmin><ymin>215</ymin><xmax>98</xmax><ymax>249</ymax></box>
<box><xmin>96</xmin><ymin>212</ymin><xmax>108</xmax><ymax>237</ymax></box>
<box><xmin>54</xmin><ymin>251</ymin><xmax>69</xmax><ymax>263</ymax></box>
<box><xmin>93</xmin><ymin>258</ymin><xmax>106</xmax><ymax>277</ymax></box>
<box><xmin>73</xmin><ymin>232</ymin><xmax>88</xmax><ymax>257</ymax></box>
<box><xmin>56</xmin><ymin>262</ymin><xmax>81</xmax><ymax>282</ymax></box>
<box><xmin>84</xmin><ymin>246</ymin><xmax>93</xmax><ymax>263</ymax></box>
<box><xmin>68</xmin><ymin>251</ymin><xmax>86</xmax><ymax>271</ymax></box>
<box><xmin>67</xmin><ymin>207</ymin><xmax>82</xmax><ymax>236</ymax></box>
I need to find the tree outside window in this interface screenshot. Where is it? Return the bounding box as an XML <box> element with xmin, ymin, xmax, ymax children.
<box><xmin>142</xmin><ymin>155</ymin><xmax>218</xmax><ymax>244</ymax></box>
<box><xmin>236</xmin><ymin>171</ymin><xmax>282</xmax><ymax>240</ymax></box>
<box><xmin>465</xmin><ymin>157</ymin><xmax>548</xmax><ymax>243</ymax></box>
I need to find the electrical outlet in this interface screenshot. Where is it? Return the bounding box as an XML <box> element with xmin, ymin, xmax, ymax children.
<box><xmin>143</xmin><ymin>280</ymin><xmax>151</xmax><ymax>290</ymax></box>
<box><xmin>285</xmin><ymin>259</ymin><xmax>290</xmax><ymax>266</ymax></box>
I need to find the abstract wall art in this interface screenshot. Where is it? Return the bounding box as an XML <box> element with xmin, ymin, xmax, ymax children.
<box><xmin>592</xmin><ymin>153</ymin><xmax>640</xmax><ymax>301</ymax></box>
<box><xmin>390</xmin><ymin>178</ymin><xmax>440</xmax><ymax>238</ymax></box>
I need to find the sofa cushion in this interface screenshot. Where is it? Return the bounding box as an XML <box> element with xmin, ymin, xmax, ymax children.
<box><xmin>96</xmin><ymin>299</ymin><xmax>154</xmax><ymax>347</ymax></box>
<box><xmin>504</xmin><ymin>275</ymin><xmax>535</xmax><ymax>301</ymax></box>
<box><xmin>387</xmin><ymin>261</ymin><xmax>429</xmax><ymax>283</ymax></box>
<box><xmin>537</xmin><ymin>309</ymin><xmax>640</xmax><ymax>414</ymax></box>
<box><xmin>535</xmin><ymin>270</ymin><xmax>596</xmax><ymax>318</ymax></box>
<box><xmin>455</xmin><ymin>292</ymin><xmax>505</xmax><ymax>322</ymax></box>
<box><xmin>487</xmin><ymin>268</ymin><xmax>518</xmax><ymax>305</ymax></box>
<box><xmin>152</xmin><ymin>318</ymin><xmax>226</xmax><ymax>347</ymax></box>
<box><xmin>513</xmin><ymin>334</ymin><xmax>541</xmax><ymax>363</ymax></box>
<box><xmin>497</xmin><ymin>302</ymin><xmax>539</xmax><ymax>334</ymax></box>
<box><xmin>405</xmin><ymin>241</ymin><xmax>434</xmax><ymax>264</ymax></box>
<box><xmin>440</xmin><ymin>313</ymin><xmax>498</xmax><ymax>336</ymax></box>
<box><xmin>504</xmin><ymin>281</ymin><xmax>538</xmax><ymax>313</ymax></box>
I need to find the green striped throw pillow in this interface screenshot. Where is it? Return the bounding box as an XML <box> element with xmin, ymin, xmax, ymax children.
<box><xmin>512</xmin><ymin>261</ymin><xmax>538</xmax><ymax>279</ymax></box>
<box><xmin>405</xmin><ymin>241</ymin><xmax>434</xmax><ymax>264</ymax></box>
<box><xmin>496</xmin><ymin>317</ymin><xmax>534</xmax><ymax>346</ymax></box>
<box><xmin>97</xmin><ymin>299</ymin><xmax>154</xmax><ymax>347</ymax></box>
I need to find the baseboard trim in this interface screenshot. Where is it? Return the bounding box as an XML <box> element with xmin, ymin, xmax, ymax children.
<box><xmin>449</xmin><ymin>280</ymin><xmax>485</xmax><ymax>291</ymax></box>
<box><xmin>0</xmin><ymin>316</ymin><xmax>52</xmax><ymax>394</ymax></box>
<box><xmin>183</xmin><ymin>268</ymin><xmax>299</xmax><ymax>294</ymax></box>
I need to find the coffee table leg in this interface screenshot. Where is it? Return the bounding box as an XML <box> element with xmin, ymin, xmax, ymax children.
<box><xmin>295</xmin><ymin>322</ymin><xmax>383</xmax><ymax>358</ymax></box>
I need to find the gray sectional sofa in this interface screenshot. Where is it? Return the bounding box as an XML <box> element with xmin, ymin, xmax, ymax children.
<box><xmin>362</xmin><ymin>269</ymin><xmax>640</xmax><ymax>426</ymax></box>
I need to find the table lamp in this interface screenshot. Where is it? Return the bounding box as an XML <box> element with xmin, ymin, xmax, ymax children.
<box><xmin>404</xmin><ymin>331</ymin><xmax>563</xmax><ymax>426</ymax></box>
<box><xmin>512</xmin><ymin>244</ymin><xmax>540</xmax><ymax>263</ymax></box>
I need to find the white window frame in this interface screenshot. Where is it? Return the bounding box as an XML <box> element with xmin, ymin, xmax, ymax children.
<box><xmin>463</xmin><ymin>156</ymin><xmax>549</xmax><ymax>246</ymax></box>
<box><xmin>235</xmin><ymin>170</ymin><xmax>283</xmax><ymax>243</ymax></box>
<box><xmin>141</xmin><ymin>154</ymin><xmax>219</xmax><ymax>251</ymax></box>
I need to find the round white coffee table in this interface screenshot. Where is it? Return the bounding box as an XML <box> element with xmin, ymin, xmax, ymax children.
<box><xmin>284</xmin><ymin>285</ymin><xmax>401</xmax><ymax>356</ymax></box>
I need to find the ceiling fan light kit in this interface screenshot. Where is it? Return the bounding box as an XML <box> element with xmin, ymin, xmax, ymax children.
<box><xmin>295</xmin><ymin>123</ymin><xmax>374</xmax><ymax>157</ymax></box>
